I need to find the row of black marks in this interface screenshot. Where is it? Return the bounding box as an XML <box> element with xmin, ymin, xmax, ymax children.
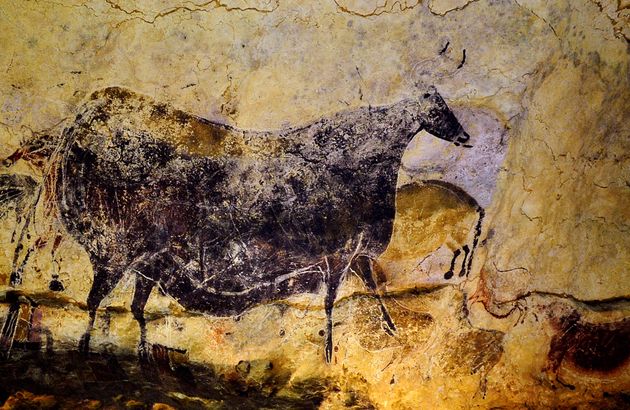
<box><xmin>439</xmin><ymin>41</ymin><xmax>466</xmax><ymax>69</ymax></box>
<box><xmin>0</xmin><ymin>291</ymin><xmax>53</xmax><ymax>360</ymax></box>
<box><xmin>444</xmin><ymin>206</ymin><xmax>484</xmax><ymax>280</ymax></box>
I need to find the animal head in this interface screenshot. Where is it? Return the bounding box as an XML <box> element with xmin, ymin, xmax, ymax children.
<box><xmin>419</xmin><ymin>86</ymin><xmax>470</xmax><ymax>147</ymax></box>
<box><xmin>2</xmin><ymin>133</ymin><xmax>55</xmax><ymax>170</ymax></box>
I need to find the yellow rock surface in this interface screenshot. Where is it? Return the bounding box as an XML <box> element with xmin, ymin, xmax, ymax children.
<box><xmin>0</xmin><ymin>0</ymin><xmax>628</xmax><ymax>408</ymax></box>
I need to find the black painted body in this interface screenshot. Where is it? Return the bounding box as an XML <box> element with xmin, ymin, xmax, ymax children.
<box><xmin>53</xmin><ymin>87</ymin><xmax>469</xmax><ymax>358</ymax></box>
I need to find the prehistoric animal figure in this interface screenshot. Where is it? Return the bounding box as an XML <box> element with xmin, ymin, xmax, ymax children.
<box><xmin>0</xmin><ymin>174</ymin><xmax>41</xmax><ymax>283</ymax></box>
<box><xmin>3</xmin><ymin>86</ymin><xmax>470</xmax><ymax>362</ymax></box>
<box><xmin>545</xmin><ymin>307</ymin><xmax>630</xmax><ymax>386</ymax></box>
<box><xmin>0</xmin><ymin>174</ymin><xmax>37</xmax><ymax>223</ymax></box>
<box><xmin>0</xmin><ymin>291</ymin><xmax>53</xmax><ymax>359</ymax></box>
<box><xmin>385</xmin><ymin>180</ymin><xmax>484</xmax><ymax>281</ymax></box>
<box><xmin>388</xmin><ymin>107</ymin><xmax>508</xmax><ymax>284</ymax></box>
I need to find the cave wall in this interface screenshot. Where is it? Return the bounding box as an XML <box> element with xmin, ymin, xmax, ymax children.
<box><xmin>0</xmin><ymin>0</ymin><xmax>628</xmax><ymax>408</ymax></box>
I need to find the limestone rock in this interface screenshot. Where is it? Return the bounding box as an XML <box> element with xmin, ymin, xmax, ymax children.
<box><xmin>0</xmin><ymin>0</ymin><xmax>627</xmax><ymax>408</ymax></box>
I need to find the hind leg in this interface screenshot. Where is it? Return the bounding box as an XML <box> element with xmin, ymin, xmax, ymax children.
<box><xmin>131</xmin><ymin>252</ymin><xmax>174</xmax><ymax>362</ymax></box>
<box><xmin>131</xmin><ymin>274</ymin><xmax>156</xmax><ymax>363</ymax></box>
<box><xmin>79</xmin><ymin>264</ymin><xmax>123</xmax><ymax>354</ymax></box>
<box><xmin>351</xmin><ymin>255</ymin><xmax>396</xmax><ymax>335</ymax></box>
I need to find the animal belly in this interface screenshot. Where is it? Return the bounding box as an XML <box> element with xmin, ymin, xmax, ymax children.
<box><xmin>56</xmin><ymin>143</ymin><xmax>200</xmax><ymax>265</ymax></box>
<box><xmin>164</xmin><ymin>273</ymin><xmax>266</xmax><ymax>317</ymax></box>
<box><xmin>162</xmin><ymin>265</ymin><xmax>319</xmax><ymax>317</ymax></box>
<box><xmin>160</xmin><ymin>238</ymin><xmax>325</xmax><ymax>316</ymax></box>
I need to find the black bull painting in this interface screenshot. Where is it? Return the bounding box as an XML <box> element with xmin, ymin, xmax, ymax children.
<box><xmin>2</xmin><ymin>86</ymin><xmax>472</xmax><ymax>362</ymax></box>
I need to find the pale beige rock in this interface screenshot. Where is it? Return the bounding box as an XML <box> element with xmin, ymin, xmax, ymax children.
<box><xmin>0</xmin><ymin>0</ymin><xmax>628</xmax><ymax>407</ymax></box>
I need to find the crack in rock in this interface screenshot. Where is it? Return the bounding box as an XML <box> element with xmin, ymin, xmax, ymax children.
<box><xmin>333</xmin><ymin>0</ymin><xmax>421</xmax><ymax>17</ymax></box>
<box><xmin>428</xmin><ymin>0</ymin><xmax>479</xmax><ymax>16</ymax></box>
<box><xmin>105</xmin><ymin>0</ymin><xmax>279</xmax><ymax>24</ymax></box>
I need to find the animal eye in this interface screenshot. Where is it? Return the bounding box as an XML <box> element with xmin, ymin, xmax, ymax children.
<box><xmin>423</xmin><ymin>93</ymin><xmax>431</xmax><ymax>98</ymax></box>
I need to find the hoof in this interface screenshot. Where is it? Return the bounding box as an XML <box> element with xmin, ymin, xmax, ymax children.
<box><xmin>138</xmin><ymin>342</ymin><xmax>150</xmax><ymax>363</ymax></box>
<box><xmin>78</xmin><ymin>333</ymin><xmax>90</xmax><ymax>355</ymax></box>
<box><xmin>444</xmin><ymin>270</ymin><xmax>454</xmax><ymax>280</ymax></box>
<box><xmin>9</xmin><ymin>272</ymin><xmax>21</xmax><ymax>287</ymax></box>
<box><xmin>382</xmin><ymin>319</ymin><xmax>397</xmax><ymax>336</ymax></box>
<box><xmin>325</xmin><ymin>344</ymin><xmax>333</xmax><ymax>363</ymax></box>
<box><xmin>380</xmin><ymin>307</ymin><xmax>397</xmax><ymax>336</ymax></box>
<box><xmin>324</xmin><ymin>333</ymin><xmax>333</xmax><ymax>363</ymax></box>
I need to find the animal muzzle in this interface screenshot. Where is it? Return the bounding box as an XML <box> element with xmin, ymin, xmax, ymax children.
<box><xmin>452</xmin><ymin>128</ymin><xmax>471</xmax><ymax>147</ymax></box>
<box><xmin>2</xmin><ymin>151</ymin><xmax>21</xmax><ymax>168</ymax></box>
<box><xmin>2</xmin><ymin>137</ymin><xmax>54</xmax><ymax>168</ymax></box>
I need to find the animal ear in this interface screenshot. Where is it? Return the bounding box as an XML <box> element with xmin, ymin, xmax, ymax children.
<box><xmin>423</xmin><ymin>85</ymin><xmax>437</xmax><ymax>99</ymax></box>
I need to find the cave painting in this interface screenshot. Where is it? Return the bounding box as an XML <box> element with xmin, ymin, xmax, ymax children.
<box><xmin>546</xmin><ymin>307</ymin><xmax>630</xmax><ymax>387</ymax></box>
<box><xmin>2</xmin><ymin>85</ymin><xmax>476</xmax><ymax>362</ymax></box>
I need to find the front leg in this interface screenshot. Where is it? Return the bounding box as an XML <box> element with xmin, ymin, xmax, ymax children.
<box><xmin>131</xmin><ymin>274</ymin><xmax>157</xmax><ymax>363</ymax></box>
<box><xmin>351</xmin><ymin>255</ymin><xmax>396</xmax><ymax>335</ymax></box>
<box><xmin>324</xmin><ymin>270</ymin><xmax>341</xmax><ymax>363</ymax></box>
<box><xmin>323</xmin><ymin>256</ymin><xmax>347</xmax><ymax>364</ymax></box>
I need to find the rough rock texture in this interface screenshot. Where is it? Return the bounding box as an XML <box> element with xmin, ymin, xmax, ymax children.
<box><xmin>0</xmin><ymin>0</ymin><xmax>628</xmax><ymax>408</ymax></box>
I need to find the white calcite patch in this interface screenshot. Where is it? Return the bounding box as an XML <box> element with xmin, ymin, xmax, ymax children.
<box><xmin>401</xmin><ymin>107</ymin><xmax>508</xmax><ymax>209</ymax></box>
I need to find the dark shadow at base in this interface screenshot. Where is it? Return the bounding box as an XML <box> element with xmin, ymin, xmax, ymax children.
<box><xmin>0</xmin><ymin>349</ymin><xmax>321</xmax><ymax>410</ymax></box>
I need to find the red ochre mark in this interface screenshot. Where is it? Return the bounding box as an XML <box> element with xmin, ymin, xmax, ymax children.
<box><xmin>547</xmin><ymin>310</ymin><xmax>630</xmax><ymax>376</ymax></box>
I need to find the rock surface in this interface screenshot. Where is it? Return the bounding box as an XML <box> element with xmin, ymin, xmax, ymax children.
<box><xmin>0</xmin><ymin>0</ymin><xmax>628</xmax><ymax>408</ymax></box>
